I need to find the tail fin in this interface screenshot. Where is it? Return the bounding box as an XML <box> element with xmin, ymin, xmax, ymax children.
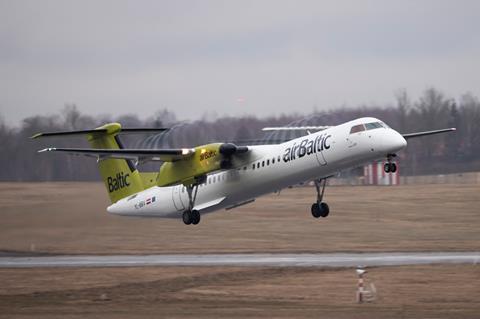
<box><xmin>32</xmin><ymin>122</ymin><xmax>163</xmax><ymax>203</ymax></box>
<box><xmin>86</xmin><ymin>123</ymin><xmax>145</xmax><ymax>203</ymax></box>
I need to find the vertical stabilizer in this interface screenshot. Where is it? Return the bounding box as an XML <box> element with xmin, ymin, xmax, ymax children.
<box><xmin>86</xmin><ymin>123</ymin><xmax>145</xmax><ymax>203</ymax></box>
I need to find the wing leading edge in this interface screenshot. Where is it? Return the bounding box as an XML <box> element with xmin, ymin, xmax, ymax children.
<box><xmin>402</xmin><ymin>128</ymin><xmax>456</xmax><ymax>139</ymax></box>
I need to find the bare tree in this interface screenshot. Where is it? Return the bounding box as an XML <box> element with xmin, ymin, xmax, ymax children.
<box><xmin>1</xmin><ymin>88</ymin><xmax>479</xmax><ymax>181</ymax></box>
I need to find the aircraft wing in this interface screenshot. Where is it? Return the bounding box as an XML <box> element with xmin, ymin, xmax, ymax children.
<box><xmin>262</xmin><ymin>126</ymin><xmax>330</xmax><ymax>131</ymax></box>
<box><xmin>402</xmin><ymin>128</ymin><xmax>456</xmax><ymax>139</ymax></box>
<box><xmin>31</xmin><ymin>128</ymin><xmax>168</xmax><ymax>139</ymax></box>
<box><xmin>38</xmin><ymin>147</ymin><xmax>195</xmax><ymax>162</ymax></box>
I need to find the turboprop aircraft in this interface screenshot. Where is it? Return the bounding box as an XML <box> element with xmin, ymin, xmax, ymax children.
<box><xmin>32</xmin><ymin>118</ymin><xmax>455</xmax><ymax>225</ymax></box>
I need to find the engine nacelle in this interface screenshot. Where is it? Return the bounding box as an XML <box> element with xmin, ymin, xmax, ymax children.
<box><xmin>156</xmin><ymin>143</ymin><xmax>248</xmax><ymax>187</ymax></box>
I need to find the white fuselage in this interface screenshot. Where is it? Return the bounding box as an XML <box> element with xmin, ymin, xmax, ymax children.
<box><xmin>107</xmin><ymin>117</ymin><xmax>407</xmax><ymax>218</ymax></box>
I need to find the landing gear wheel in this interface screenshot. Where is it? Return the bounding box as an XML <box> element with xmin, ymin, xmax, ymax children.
<box><xmin>182</xmin><ymin>210</ymin><xmax>192</xmax><ymax>225</ymax></box>
<box><xmin>182</xmin><ymin>179</ymin><xmax>204</xmax><ymax>225</ymax></box>
<box><xmin>385</xmin><ymin>154</ymin><xmax>398</xmax><ymax>174</ymax></box>
<box><xmin>311</xmin><ymin>202</ymin><xmax>329</xmax><ymax>218</ymax></box>
<box><xmin>390</xmin><ymin>163</ymin><xmax>397</xmax><ymax>173</ymax></box>
<box><xmin>191</xmin><ymin>210</ymin><xmax>201</xmax><ymax>225</ymax></box>
<box><xmin>319</xmin><ymin>202</ymin><xmax>329</xmax><ymax>217</ymax></box>
<box><xmin>384</xmin><ymin>162</ymin><xmax>397</xmax><ymax>173</ymax></box>
<box><xmin>384</xmin><ymin>163</ymin><xmax>391</xmax><ymax>173</ymax></box>
<box><xmin>311</xmin><ymin>203</ymin><xmax>321</xmax><ymax>218</ymax></box>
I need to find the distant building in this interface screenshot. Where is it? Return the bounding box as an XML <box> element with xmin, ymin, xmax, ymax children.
<box><xmin>364</xmin><ymin>161</ymin><xmax>399</xmax><ymax>185</ymax></box>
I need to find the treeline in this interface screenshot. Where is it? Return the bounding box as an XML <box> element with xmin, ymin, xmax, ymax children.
<box><xmin>1</xmin><ymin>87</ymin><xmax>479</xmax><ymax>181</ymax></box>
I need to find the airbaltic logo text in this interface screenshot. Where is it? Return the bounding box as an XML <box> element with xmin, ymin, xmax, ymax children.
<box><xmin>283</xmin><ymin>134</ymin><xmax>332</xmax><ymax>162</ymax></box>
<box><xmin>200</xmin><ymin>150</ymin><xmax>216</xmax><ymax>161</ymax></box>
<box><xmin>107</xmin><ymin>172</ymin><xmax>130</xmax><ymax>192</ymax></box>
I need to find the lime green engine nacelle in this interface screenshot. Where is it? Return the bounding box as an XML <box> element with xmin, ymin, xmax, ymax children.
<box><xmin>157</xmin><ymin>143</ymin><xmax>245</xmax><ymax>187</ymax></box>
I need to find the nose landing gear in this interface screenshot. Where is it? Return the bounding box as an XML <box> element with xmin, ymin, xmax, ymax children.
<box><xmin>384</xmin><ymin>154</ymin><xmax>397</xmax><ymax>173</ymax></box>
<box><xmin>311</xmin><ymin>178</ymin><xmax>330</xmax><ymax>218</ymax></box>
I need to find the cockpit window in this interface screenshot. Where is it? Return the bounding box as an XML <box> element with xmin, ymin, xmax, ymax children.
<box><xmin>350</xmin><ymin>124</ymin><xmax>365</xmax><ymax>134</ymax></box>
<box><xmin>364</xmin><ymin>122</ymin><xmax>384</xmax><ymax>130</ymax></box>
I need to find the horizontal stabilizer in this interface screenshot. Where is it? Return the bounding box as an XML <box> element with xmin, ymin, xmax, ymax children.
<box><xmin>262</xmin><ymin>126</ymin><xmax>330</xmax><ymax>132</ymax></box>
<box><xmin>38</xmin><ymin>147</ymin><xmax>195</xmax><ymax>162</ymax></box>
<box><xmin>31</xmin><ymin>128</ymin><xmax>168</xmax><ymax>139</ymax></box>
<box><xmin>402</xmin><ymin>128</ymin><xmax>456</xmax><ymax>139</ymax></box>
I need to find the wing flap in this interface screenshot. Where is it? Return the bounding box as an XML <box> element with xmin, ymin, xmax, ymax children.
<box><xmin>38</xmin><ymin>147</ymin><xmax>195</xmax><ymax>162</ymax></box>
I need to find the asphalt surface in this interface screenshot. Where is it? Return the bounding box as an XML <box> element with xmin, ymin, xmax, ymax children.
<box><xmin>0</xmin><ymin>252</ymin><xmax>478</xmax><ymax>268</ymax></box>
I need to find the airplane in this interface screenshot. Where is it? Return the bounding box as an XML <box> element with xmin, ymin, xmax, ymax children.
<box><xmin>32</xmin><ymin>117</ymin><xmax>455</xmax><ymax>225</ymax></box>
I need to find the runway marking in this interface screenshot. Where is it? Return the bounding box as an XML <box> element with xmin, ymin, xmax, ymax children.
<box><xmin>0</xmin><ymin>252</ymin><xmax>479</xmax><ymax>268</ymax></box>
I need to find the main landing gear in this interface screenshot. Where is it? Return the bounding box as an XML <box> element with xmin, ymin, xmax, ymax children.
<box><xmin>384</xmin><ymin>154</ymin><xmax>397</xmax><ymax>173</ymax></box>
<box><xmin>182</xmin><ymin>181</ymin><xmax>203</xmax><ymax>225</ymax></box>
<box><xmin>311</xmin><ymin>178</ymin><xmax>330</xmax><ymax>218</ymax></box>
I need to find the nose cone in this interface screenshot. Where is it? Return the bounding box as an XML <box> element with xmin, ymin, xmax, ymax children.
<box><xmin>107</xmin><ymin>201</ymin><xmax>126</xmax><ymax>215</ymax></box>
<box><xmin>382</xmin><ymin>129</ymin><xmax>407</xmax><ymax>153</ymax></box>
<box><xmin>106</xmin><ymin>203</ymin><xmax>117</xmax><ymax>214</ymax></box>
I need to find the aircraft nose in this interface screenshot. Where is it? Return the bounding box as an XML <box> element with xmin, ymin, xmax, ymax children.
<box><xmin>382</xmin><ymin>129</ymin><xmax>407</xmax><ymax>153</ymax></box>
<box><xmin>107</xmin><ymin>202</ymin><xmax>122</xmax><ymax>214</ymax></box>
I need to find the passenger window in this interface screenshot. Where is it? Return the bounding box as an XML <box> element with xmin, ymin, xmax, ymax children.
<box><xmin>278</xmin><ymin>156</ymin><xmax>281</xmax><ymax>162</ymax></box>
<box><xmin>267</xmin><ymin>159</ymin><xmax>270</xmax><ymax>165</ymax></box>
<box><xmin>257</xmin><ymin>163</ymin><xmax>260</xmax><ymax>169</ymax></box>
<box><xmin>252</xmin><ymin>164</ymin><xmax>255</xmax><ymax>170</ymax></box>
<box><xmin>272</xmin><ymin>158</ymin><xmax>275</xmax><ymax>164</ymax></box>
<box><xmin>262</xmin><ymin>161</ymin><xmax>265</xmax><ymax>167</ymax></box>
<box><xmin>350</xmin><ymin>124</ymin><xmax>365</xmax><ymax>134</ymax></box>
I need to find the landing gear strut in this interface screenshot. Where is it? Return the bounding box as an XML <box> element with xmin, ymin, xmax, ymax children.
<box><xmin>384</xmin><ymin>154</ymin><xmax>397</xmax><ymax>173</ymax></box>
<box><xmin>182</xmin><ymin>178</ymin><xmax>204</xmax><ymax>225</ymax></box>
<box><xmin>311</xmin><ymin>178</ymin><xmax>329</xmax><ymax>218</ymax></box>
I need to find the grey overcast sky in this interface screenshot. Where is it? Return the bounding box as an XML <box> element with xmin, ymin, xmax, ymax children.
<box><xmin>1</xmin><ymin>0</ymin><xmax>479</xmax><ymax>124</ymax></box>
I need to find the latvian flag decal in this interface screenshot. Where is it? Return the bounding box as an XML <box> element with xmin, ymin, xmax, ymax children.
<box><xmin>146</xmin><ymin>196</ymin><xmax>156</xmax><ymax>205</ymax></box>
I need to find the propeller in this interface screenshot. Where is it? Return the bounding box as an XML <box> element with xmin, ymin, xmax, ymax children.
<box><xmin>218</xmin><ymin>143</ymin><xmax>249</xmax><ymax>169</ymax></box>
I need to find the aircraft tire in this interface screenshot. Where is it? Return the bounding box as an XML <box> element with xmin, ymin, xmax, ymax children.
<box><xmin>319</xmin><ymin>202</ymin><xmax>329</xmax><ymax>217</ymax></box>
<box><xmin>384</xmin><ymin>163</ymin><xmax>391</xmax><ymax>173</ymax></box>
<box><xmin>182</xmin><ymin>210</ymin><xmax>192</xmax><ymax>225</ymax></box>
<box><xmin>191</xmin><ymin>210</ymin><xmax>201</xmax><ymax>225</ymax></box>
<box><xmin>311</xmin><ymin>203</ymin><xmax>321</xmax><ymax>218</ymax></box>
<box><xmin>390</xmin><ymin>163</ymin><xmax>397</xmax><ymax>173</ymax></box>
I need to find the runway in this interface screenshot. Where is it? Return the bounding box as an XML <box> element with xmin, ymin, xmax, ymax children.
<box><xmin>0</xmin><ymin>252</ymin><xmax>478</xmax><ymax>268</ymax></box>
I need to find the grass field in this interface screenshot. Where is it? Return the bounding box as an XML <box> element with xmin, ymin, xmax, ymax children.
<box><xmin>0</xmin><ymin>265</ymin><xmax>479</xmax><ymax>318</ymax></box>
<box><xmin>0</xmin><ymin>182</ymin><xmax>479</xmax><ymax>318</ymax></box>
<box><xmin>0</xmin><ymin>182</ymin><xmax>478</xmax><ymax>254</ymax></box>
